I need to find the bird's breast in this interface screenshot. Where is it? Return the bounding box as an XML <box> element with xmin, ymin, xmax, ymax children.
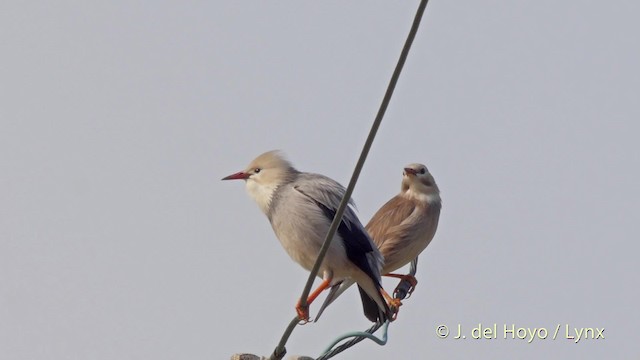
<box><xmin>269</xmin><ymin>200</ymin><xmax>350</xmax><ymax>276</ymax></box>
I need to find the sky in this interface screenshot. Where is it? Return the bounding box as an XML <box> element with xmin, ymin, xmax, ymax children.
<box><xmin>1</xmin><ymin>1</ymin><xmax>638</xmax><ymax>359</ymax></box>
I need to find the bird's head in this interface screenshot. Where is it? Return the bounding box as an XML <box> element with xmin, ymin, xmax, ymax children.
<box><xmin>401</xmin><ymin>163</ymin><xmax>440</xmax><ymax>204</ymax></box>
<box><xmin>222</xmin><ymin>150</ymin><xmax>298</xmax><ymax>214</ymax></box>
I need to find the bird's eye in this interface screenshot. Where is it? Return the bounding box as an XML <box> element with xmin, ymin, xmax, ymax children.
<box><xmin>254</xmin><ymin>168</ymin><xmax>261</xmax><ymax>173</ymax></box>
<box><xmin>419</xmin><ymin>168</ymin><xmax>426</xmax><ymax>174</ymax></box>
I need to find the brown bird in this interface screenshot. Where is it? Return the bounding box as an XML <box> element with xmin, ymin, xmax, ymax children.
<box><xmin>315</xmin><ymin>163</ymin><xmax>441</xmax><ymax>321</ymax></box>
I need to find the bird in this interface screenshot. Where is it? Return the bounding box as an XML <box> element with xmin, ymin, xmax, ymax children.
<box><xmin>315</xmin><ymin>162</ymin><xmax>441</xmax><ymax>321</ymax></box>
<box><xmin>221</xmin><ymin>150</ymin><xmax>394</xmax><ymax>323</ymax></box>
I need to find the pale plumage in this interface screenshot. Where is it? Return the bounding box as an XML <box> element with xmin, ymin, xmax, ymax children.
<box><xmin>222</xmin><ymin>150</ymin><xmax>391</xmax><ymax>323</ymax></box>
<box><xmin>315</xmin><ymin>163</ymin><xmax>441</xmax><ymax>320</ymax></box>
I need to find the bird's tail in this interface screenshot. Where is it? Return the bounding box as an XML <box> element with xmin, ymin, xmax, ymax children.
<box><xmin>315</xmin><ymin>278</ymin><xmax>391</xmax><ymax>323</ymax></box>
<box><xmin>359</xmin><ymin>284</ymin><xmax>392</xmax><ymax>323</ymax></box>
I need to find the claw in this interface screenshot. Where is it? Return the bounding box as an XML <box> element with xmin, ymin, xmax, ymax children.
<box><xmin>295</xmin><ymin>299</ymin><xmax>312</xmax><ymax>324</ymax></box>
<box><xmin>388</xmin><ymin>298</ymin><xmax>403</xmax><ymax>321</ymax></box>
<box><xmin>295</xmin><ymin>304</ymin><xmax>311</xmax><ymax>324</ymax></box>
<box><xmin>389</xmin><ymin>298</ymin><xmax>402</xmax><ymax>311</ymax></box>
<box><xmin>392</xmin><ymin>274</ymin><xmax>418</xmax><ymax>299</ymax></box>
<box><xmin>294</xmin><ymin>278</ymin><xmax>331</xmax><ymax>324</ymax></box>
<box><xmin>380</xmin><ymin>289</ymin><xmax>403</xmax><ymax>321</ymax></box>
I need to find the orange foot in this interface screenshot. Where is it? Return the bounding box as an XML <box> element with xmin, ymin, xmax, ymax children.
<box><xmin>295</xmin><ymin>301</ymin><xmax>311</xmax><ymax>324</ymax></box>
<box><xmin>381</xmin><ymin>290</ymin><xmax>403</xmax><ymax>321</ymax></box>
<box><xmin>294</xmin><ymin>278</ymin><xmax>332</xmax><ymax>324</ymax></box>
<box><xmin>389</xmin><ymin>298</ymin><xmax>403</xmax><ymax>320</ymax></box>
<box><xmin>386</xmin><ymin>273</ymin><xmax>418</xmax><ymax>299</ymax></box>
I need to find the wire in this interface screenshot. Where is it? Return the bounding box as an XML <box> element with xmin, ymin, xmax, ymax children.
<box><xmin>318</xmin><ymin>321</ymin><xmax>389</xmax><ymax>360</ymax></box>
<box><xmin>315</xmin><ymin>257</ymin><xmax>420</xmax><ymax>360</ymax></box>
<box><xmin>269</xmin><ymin>1</ymin><xmax>431</xmax><ymax>359</ymax></box>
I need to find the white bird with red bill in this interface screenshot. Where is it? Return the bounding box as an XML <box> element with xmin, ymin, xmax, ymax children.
<box><xmin>222</xmin><ymin>150</ymin><xmax>399</xmax><ymax>323</ymax></box>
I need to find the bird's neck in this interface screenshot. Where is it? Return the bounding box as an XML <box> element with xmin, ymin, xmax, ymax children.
<box><xmin>246</xmin><ymin>181</ymin><xmax>279</xmax><ymax>215</ymax></box>
<box><xmin>404</xmin><ymin>188</ymin><xmax>441</xmax><ymax>205</ymax></box>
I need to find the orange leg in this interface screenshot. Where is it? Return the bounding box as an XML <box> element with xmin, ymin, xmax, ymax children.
<box><xmin>380</xmin><ymin>288</ymin><xmax>403</xmax><ymax>321</ymax></box>
<box><xmin>295</xmin><ymin>278</ymin><xmax>332</xmax><ymax>323</ymax></box>
<box><xmin>385</xmin><ymin>273</ymin><xmax>418</xmax><ymax>298</ymax></box>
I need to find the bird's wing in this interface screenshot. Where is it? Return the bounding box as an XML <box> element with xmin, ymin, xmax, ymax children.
<box><xmin>366</xmin><ymin>195</ymin><xmax>417</xmax><ymax>248</ymax></box>
<box><xmin>293</xmin><ymin>173</ymin><xmax>355</xmax><ymax>219</ymax></box>
<box><xmin>368</xmin><ymin>196</ymin><xmax>441</xmax><ymax>272</ymax></box>
<box><xmin>293</xmin><ymin>173</ymin><xmax>384</xmax><ymax>278</ymax></box>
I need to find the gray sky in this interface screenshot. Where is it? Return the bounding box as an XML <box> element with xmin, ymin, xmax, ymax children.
<box><xmin>1</xmin><ymin>1</ymin><xmax>638</xmax><ymax>359</ymax></box>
